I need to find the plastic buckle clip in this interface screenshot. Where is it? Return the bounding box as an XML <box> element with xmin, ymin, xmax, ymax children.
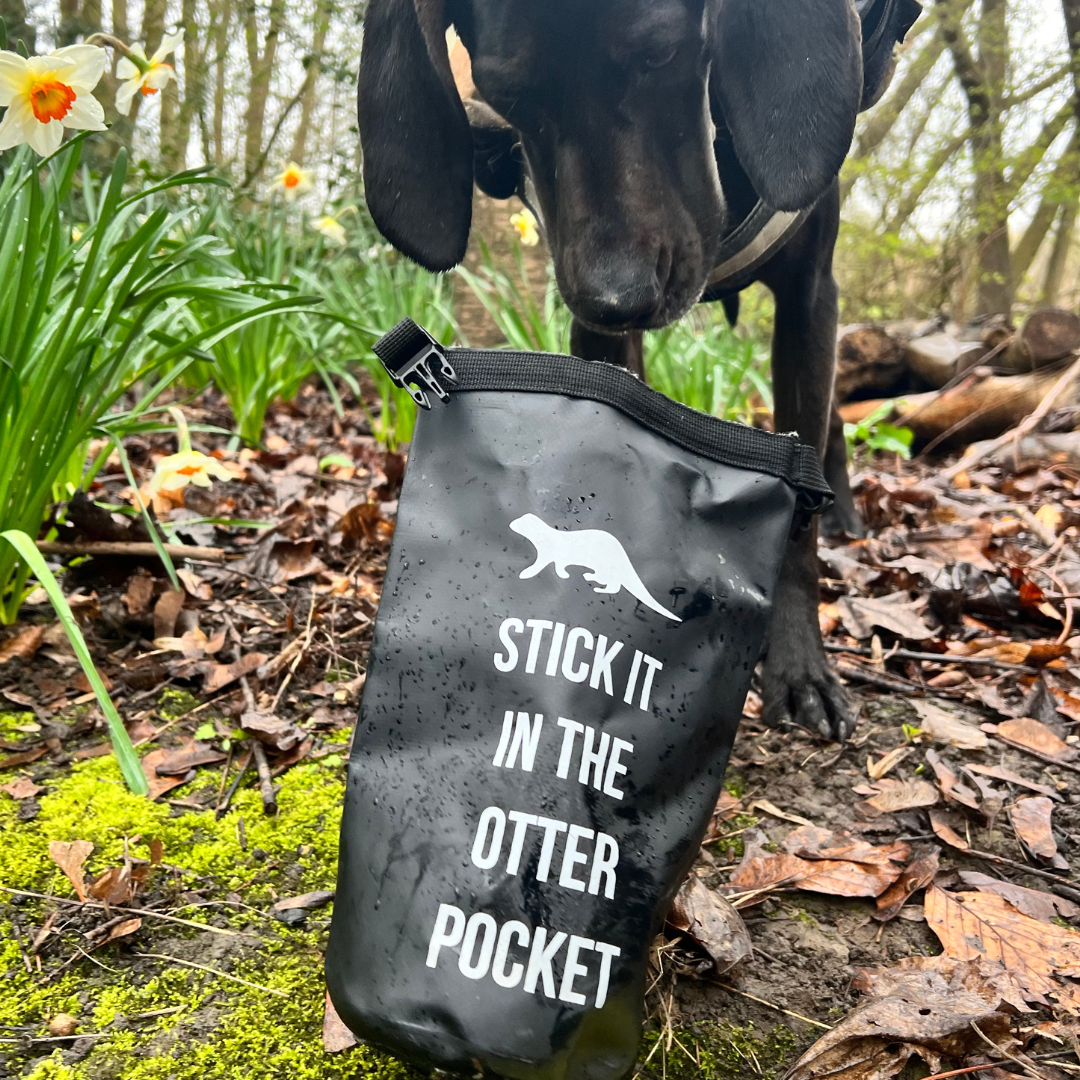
<box><xmin>372</xmin><ymin>318</ymin><xmax>458</xmax><ymax>410</ymax></box>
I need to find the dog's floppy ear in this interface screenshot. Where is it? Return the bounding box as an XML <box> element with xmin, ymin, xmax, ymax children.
<box><xmin>358</xmin><ymin>0</ymin><xmax>473</xmax><ymax>270</ymax></box>
<box><xmin>710</xmin><ymin>0</ymin><xmax>862</xmax><ymax>212</ymax></box>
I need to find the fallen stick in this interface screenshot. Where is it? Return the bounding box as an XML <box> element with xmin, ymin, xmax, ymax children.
<box><xmin>713</xmin><ymin>982</ymin><xmax>831</xmax><ymax>1031</ymax></box>
<box><xmin>989</xmin><ymin>734</ymin><xmax>1080</xmax><ymax>778</ymax></box>
<box><xmin>824</xmin><ymin>642</ymin><xmax>1039</xmax><ymax>674</ymax></box>
<box><xmin>37</xmin><ymin>541</ymin><xmax>225</xmax><ymax>562</ymax></box>
<box><xmin>835</xmin><ymin>660</ymin><xmax>925</xmax><ymax>694</ymax></box>
<box><xmin>940</xmin><ymin>353</ymin><xmax>1080</xmax><ymax>482</ymax></box>
<box><xmin>0</xmin><ymin>885</ymin><xmax>239</xmax><ymax>935</ymax></box>
<box><xmin>961</xmin><ymin>846</ymin><xmax>1080</xmax><ymax>905</ymax></box>
<box><xmin>133</xmin><ymin>951</ymin><xmax>288</xmax><ymax>997</ymax></box>
<box><xmin>251</xmin><ymin>741</ymin><xmax>278</xmax><ymax>815</ymax></box>
<box><xmin>214</xmin><ymin>750</ymin><xmax>253</xmax><ymax>820</ymax></box>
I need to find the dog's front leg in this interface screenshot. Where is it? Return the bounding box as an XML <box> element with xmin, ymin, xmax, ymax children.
<box><xmin>570</xmin><ymin>320</ymin><xmax>644</xmax><ymax>377</ymax></box>
<box><xmin>758</xmin><ymin>189</ymin><xmax>854</xmax><ymax>742</ymax></box>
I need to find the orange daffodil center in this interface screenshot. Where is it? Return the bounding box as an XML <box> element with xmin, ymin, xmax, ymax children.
<box><xmin>272</xmin><ymin>161</ymin><xmax>313</xmax><ymax>200</ymax></box>
<box><xmin>0</xmin><ymin>46</ymin><xmax>107</xmax><ymax>156</ymax></box>
<box><xmin>28</xmin><ymin>75</ymin><xmax>77</xmax><ymax>123</ymax></box>
<box><xmin>115</xmin><ymin>30</ymin><xmax>183</xmax><ymax>116</ymax></box>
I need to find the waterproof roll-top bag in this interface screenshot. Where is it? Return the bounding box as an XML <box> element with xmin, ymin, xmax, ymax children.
<box><xmin>326</xmin><ymin>320</ymin><xmax>832</xmax><ymax>1080</ymax></box>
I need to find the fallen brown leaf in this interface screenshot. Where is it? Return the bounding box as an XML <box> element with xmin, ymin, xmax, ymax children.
<box><xmin>0</xmin><ymin>745</ymin><xmax>48</xmax><ymax>770</ymax></box>
<box><xmin>782</xmin><ymin>826</ymin><xmax>910</xmax><ymax>868</ymax></box>
<box><xmin>152</xmin><ymin>740</ymin><xmax>227</xmax><ymax>776</ymax></box>
<box><xmin>852</xmin><ymin>955</ymin><xmax>1031</xmax><ymax>1012</ymax></box>
<box><xmin>925</xmin><ymin>749</ymin><xmax>981</xmax><ymax>811</ymax></box>
<box><xmin>867</xmin><ymin>746</ymin><xmax>912</xmax><ymax>780</ymax></box>
<box><xmin>925</xmin><ymin>885</ymin><xmax>1080</xmax><ymax>999</ymax></box>
<box><xmin>48</xmin><ymin>840</ymin><xmax>94</xmax><ymax>901</ymax></box>
<box><xmin>929</xmin><ymin>808</ymin><xmax>970</xmax><ymax>850</ymax></box>
<box><xmin>203</xmin><ymin>653</ymin><xmax>268</xmax><ymax>694</ymax></box>
<box><xmin>274</xmin><ymin>890</ymin><xmax>335</xmax><ymax>912</ymax></box>
<box><xmin>1010</xmin><ymin>796</ymin><xmax>1067</xmax><ymax>868</ymax></box>
<box><xmin>0</xmin><ymin>777</ymin><xmax>42</xmax><ymax>799</ymax></box>
<box><xmin>958</xmin><ymin>872</ymin><xmax>1080</xmax><ymax>923</ymax></box>
<box><xmin>911</xmin><ymin>700</ymin><xmax>988</xmax><ymax>750</ymax></box>
<box><xmin>122</xmin><ymin>571</ymin><xmax>154</xmax><ymax>616</ymax></box>
<box><xmin>835</xmin><ymin>592</ymin><xmax>933</xmax><ymax>640</ymax></box>
<box><xmin>240</xmin><ymin>711</ymin><xmax>304</xmax><ymax>752</ymax></box>
<box><xmin>88</xmin><ymin>864</ymin><xmax>133</xmax><ymax>905</ymax></box>
<box><xmin>857</xmin><ymin>778</ymin><xmax>939</xmax><ymax>817</ymax></box>
<box><xmin>322</xmin><ymin>991</ymin><xmax>358</xmax><ymax>1053</ymax></box>
<box><xmin>98</xmin><ymin>916</ymin><xmax>142</xmax><ymax>946</ymax></box>
<box><xmin>992</xmin><ymin>717</ymin><xmax>1078</xmax><ymax>762</ymax></box>
<box><xmin>0</xmin><ymin>624</ymin><xmax>44</xmax><ymax>664</ymax></box>
<box><xmin>139</xmin><ymin>750</ymin><xmax>195</xmax><ymax>801</ymax></box>
<box><xmin>153</xmin><ymin>590</ymin><xmax>185</xmax><ymax>640</ymax></box>
<box><xmin>875</xmin><ymin>846</ymin><xmax>940</xmax><ymax>921</ymax></box>
<box><xmin>783</xmin><ymin>987</ymin><xmax>1013</xmax><ymax>1080</ymax></box>
<box><xmin>667</xmin><ymin>873</ymin><xmax>752</xmax><ymax>974</ymax></box>
<box><xmin>965</xmin><ymin>763</ymin><xmax>1061</xmax><ymax>800</ymax></box>
<box><xmin>176</xmin><ymin>568</ymin><xmax>212</xmax><ymax>600</ymax></box>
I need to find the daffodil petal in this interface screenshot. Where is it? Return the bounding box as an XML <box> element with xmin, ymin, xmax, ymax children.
<box><xmin>52</xmin><ymin>44</ymin><xmax>107</xmax><ymax>89</ymax></box>
<box><xmin>0</xmin><ymin>96</ymin><xmax>31</xmax><ymax>150</ymax></box>
<box><xmin>28</xmin><ymin>116</ymin><xmax>64</xmax><ymax>157</ymax></box>
<box><xmin>150</xmin><ymin>29</ymin><xmax>184</xmax><ymax>64</ymax></box>
<box><xmin>25</xmin><ymin>55</ymin><xmax>76</xmax><ymax>76</ymax></box>
<box><xmin>129</xmin><ymin>44</ymin><xmax>149</xmax><ymax>63</ymax></box>
<box><xmin>116</xmin><ymin>56</ymin><xmax>139</xmax><ymax>81</ymax></box>
<box><xmin>62</xmin><ymin>91</ymin><xmax>106</xmax><ymax>130</ymax></box>
<box><xmin>114</xmin><ymin>78</ymin><xmax>138</xmax><ymax>115</ymax></box>
<box><xmin>0</xmin><ymin>52</ymin><xmax>27</xmax><ymax>106</ymax></box>
<box><xmin>144</xmin><ymin>65</ymin><xmax>174</xmax><ymax>90</ymax></box>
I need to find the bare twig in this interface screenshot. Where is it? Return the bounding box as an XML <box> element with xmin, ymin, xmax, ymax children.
<box><xmin>940</xmin><ymin>354</ymin><xmax>1080</xmax><ymax>483</ymax></box>
<box><xmin>133</xmin><ymin>952</ymin><xmax>288</xmax><ymax>997</ymax></box>
<box><xmin>714</xmin><ymin>982</ymin><xmax>832</xmax><ymax>1030</ymax></box>
<box><xmin>37</xmin><ymin>541</ymin><xmax>225</xmax><ymax>562</ymax></box>
<box><xmin>824</xmin><ymin>642</ymin><xmax>1039</xmax><ymax>674</ymax></box>
<box><xmin>970</xmin><ymin>1021</ymin><xmax>1047</xmax><ymax>1080</ymax></box>
<box><xmin>251</xmin><ymin>741</ymin><xmax>277</xmax><ymax>815</ymax></box>
<box><xmin>0</xmin><ymin>886</ymin><xmax>239</xmax><ymax>936</ymax></box>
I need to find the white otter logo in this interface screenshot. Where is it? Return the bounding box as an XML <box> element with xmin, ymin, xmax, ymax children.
<box><xmin>509</xmin><ymin>513</ymin><xmax>681</xmax><ymax>622</ymax></box>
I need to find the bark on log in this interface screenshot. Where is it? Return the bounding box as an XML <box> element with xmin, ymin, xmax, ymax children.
<box><xmin>834</xmin><ymin>325</ymin><xmax>907</xmax><ymax>401</ymax></box>
<box><xmin>838</xmin><ymin>366</ymin><xmax>1078</xmax><ymax>449</ymax></box>
<box><xmin>1000</xmin><ymin>308</ymin><xmax>1080</xmax><ymax>373</ymax></box>
<box><xmin>903</xmin><ymin>332</ymin><xmax>985</xmax><ymax>388</ymax></box>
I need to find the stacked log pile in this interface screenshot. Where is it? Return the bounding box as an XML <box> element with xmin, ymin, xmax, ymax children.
<box><xmin>837</xmin><ymin>308</ymin><xmax>1080</xmax><ymax>451</ymax></box>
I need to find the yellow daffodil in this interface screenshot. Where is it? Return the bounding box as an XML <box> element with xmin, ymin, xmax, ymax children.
<box><xmin>0</xmin><ymin>45</ymin><xmax>107</xmax><ymax>157</ymax></box>
<box><xmin>510</xmin><ymin>208</ymin><xmax>539</xmax><ymax>246</ymax></box>
<box><xmin>148</xmin><ymin>449</ymin><xmax>233</xmax><ymax>494</ymax></box>
<box><xmin>146</xmin><ymin>406</ymin><xmax>232</xmax><ymax>494</ymax></box>
<box><xmin>114</xmin><ymin>30</ymin><xmax>183</xmax><ymax>116</ymax></box>
<box><xmin>272</xmin><ymin>161</ymin><xmax>313</xmax><ymax>199</ymax></box>
<box><xmin>313</xmin><ymin>214</ymin><xmax>347</xmax><ymax>246</ymax></box>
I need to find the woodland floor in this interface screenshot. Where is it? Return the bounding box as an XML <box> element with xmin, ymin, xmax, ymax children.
<box><xmin>4</xmin><ymin>378</ymin><xmax>1080</xmax><ymax>1080</ymax></box>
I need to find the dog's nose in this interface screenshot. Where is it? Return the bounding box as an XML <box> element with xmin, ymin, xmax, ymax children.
<box><xmin>569</xmin><ymin>259</ymin><xmax>664</xmax><ymax>329</ymax></box>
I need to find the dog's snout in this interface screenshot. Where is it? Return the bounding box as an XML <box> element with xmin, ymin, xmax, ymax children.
<box><xmin>567</xmin><ymin>254</ymin><xmax>666</xmax><ymax>330</ymax></box>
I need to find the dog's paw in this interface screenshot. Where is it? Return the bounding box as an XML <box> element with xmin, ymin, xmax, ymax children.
<box><xmin>761</xmin><ymin>651</ymin><xmax>853</xmax><ymax>742</ymax></box>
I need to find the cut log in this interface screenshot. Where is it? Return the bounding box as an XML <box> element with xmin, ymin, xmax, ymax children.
<box><xmin>839</xmin><ymin>365</ymin><xmax>1080</xmax><ymax>450</ymax></box>
<box><xmin>903</xmin><ymin>332</ymin><xmax>985</xmax><ymax>388</ymax></box>
<box><xmin>834</xmin><ymin>325</ymin><xmax>907</xmax><ymax>401</ymax></box>
<box><xmin>1000</xmin><ymin>308</ymin><xmax>1080</xmax><ymax>374</ymax></box>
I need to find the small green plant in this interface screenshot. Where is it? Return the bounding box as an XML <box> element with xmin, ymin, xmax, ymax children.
<box><xmin>843</xmin><ymin>400</ymin><xmax>914</xmax><ymax>459</ymax></box>
<box><xmin>0</xmin><ymin>140</ymin><xmax>313</xmax><ymax>621</ymax></box>
<box><xmin>0</xmin><ymin>531</ymin><xmax>147</xmax><ymax>795</ymax></box>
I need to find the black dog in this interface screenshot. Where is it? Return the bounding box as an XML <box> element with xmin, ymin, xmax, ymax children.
<box><xmin>356</xmin><ymin>0</ymin><xmax>920</xmax><ymax>742</ymax></box>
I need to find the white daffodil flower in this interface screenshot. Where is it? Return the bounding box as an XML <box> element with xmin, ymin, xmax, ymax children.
<box><xmin>272</xmin><ymin>161</ymin><xmax>313</xmax><ymax>199</ymax></box>
<box><xmin>0</xmin><ymin>45</ymin><xmax>107</xmax><ymax>157</ymax></box>
<box><xmin>114</xmin><ymin>29</ymin><xmax>183</xmax><ymax>116</ymax></box>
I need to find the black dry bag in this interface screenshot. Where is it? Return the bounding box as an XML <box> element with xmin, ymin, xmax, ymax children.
<box><xmin>326</xmin><ymin>319</ymin><xmax>831</xmax><ymax>1080</ymax></box>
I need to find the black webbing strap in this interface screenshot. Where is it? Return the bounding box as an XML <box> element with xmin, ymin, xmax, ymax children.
<box><xmin>373</xmin><ymin>320</ymin><xmax>833</xmax><ymax>513</ymax></box>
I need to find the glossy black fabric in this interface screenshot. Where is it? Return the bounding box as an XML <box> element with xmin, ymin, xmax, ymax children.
<box><xmin>326</xmin><ymin>379</ymin><xmax>821</xmax><ymax>1080</ymax></box>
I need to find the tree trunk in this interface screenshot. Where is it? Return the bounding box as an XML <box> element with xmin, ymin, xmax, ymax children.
<box><xmin>288</xmin><ymin>0</ymin><xmax>330</xmax><ymax>165</ymax></box>
<box><xmin>210</xmin><ymin>0</ymin><xmax>232</xmax><ymax>167</ymax></box>
<box><xmin>1043</xmin><ymin>203</ymin><xmax>1078</xmax><ymax>305</ymax></box>
<box><xmin>0</xmin><ymin>0</ymin><xmax>36</xmax><ymax>52</ymax></box>
<box><xmin>243</xmin><ymin>0</ymin><xmax>286</xmax><ymax>185</ymax></box>
<box><xmin>1011</xmin><ymin>128</ymin><xmax>1080</xmax><ymax>282</ymax></box>
<box><xmin>161</xmin><ymin>0</ymin><xmax>201</xmax><ymax>172</ymax></box>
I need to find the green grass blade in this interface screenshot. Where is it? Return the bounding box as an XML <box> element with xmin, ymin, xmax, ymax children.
<box><xmin>0</xmin><ymin>530</ymin><xmax>148</xmax><ymax>796</ymax></box>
